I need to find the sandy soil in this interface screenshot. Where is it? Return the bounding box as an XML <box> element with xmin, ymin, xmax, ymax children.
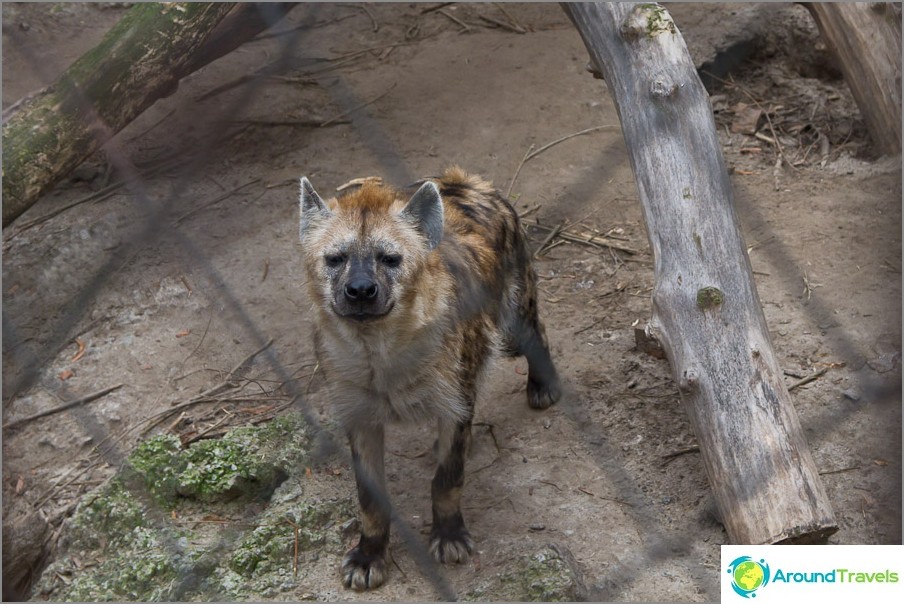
<box><xmin>2</xmin><ymin>3</ymin><xmax>901</xmax><ymax>601</ymax></box>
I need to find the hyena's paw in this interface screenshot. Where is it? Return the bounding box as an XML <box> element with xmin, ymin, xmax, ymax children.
<box><xmin>429</xmin><ymin>526</ymin><xmax>475</xmax><ymax>564</ymax></box>
<box><xmin>527</xmin><ymin>371</ymin><xmax>562</xmax><ymax>410</ymax></box>
<box><xmin>341</xmin><ymin>547</ymin><xmax>387</xmax><ymax>591</ymax></box>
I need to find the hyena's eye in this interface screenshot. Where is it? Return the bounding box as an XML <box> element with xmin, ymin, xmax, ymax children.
<box><xmin>379</xmin><ymin>253</ymin><xmax>402</xmax><ymax>268</ymax></box>
<box><xmin>324</xmin><ymin>253</ymin><xmax>347</xmax><ymax>268</ymax></box>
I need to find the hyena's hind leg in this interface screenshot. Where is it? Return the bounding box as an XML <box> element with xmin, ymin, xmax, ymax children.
<box><xmin>430</xmin><ymin>417</ymin><xmax>475</xmax><ymax>563</ymax></box>
<box><xmin>503</xmin><ymin>263</ymin><xmax>562</xmax><ymax>410</ymax></box>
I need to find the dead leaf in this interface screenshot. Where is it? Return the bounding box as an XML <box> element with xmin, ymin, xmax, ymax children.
<box><xmin>59</xmin><ymin>369</ymin><xmax>74</xmax><ymax>381</ymax></box>
<box><xmin>305</xmin><ymin>467</ymin><xmax>313</xmax><ymax>478</ymax></box>
<box><xmin>730</xmin><ymin>102</ymin><xmax>763</xmax><ymax>135</ymax></box>
<box><xmin>15</xmin><ymin>475</ymin><xmax>25</xmax><ymax>495</ymax></box>
<box><xmin>72</xmin><ymin>338</ymin><xmax>87</xmax><ymax>362</ymax></box>
<box><xmin>873</xmin><ymin>458</ymin><xmax>889</xmax><ymax>466</ymax></box>
<box><xmin>175</xmin><ymin>329</ymin><xmax>191</xmax><ymax>338</ymax></box>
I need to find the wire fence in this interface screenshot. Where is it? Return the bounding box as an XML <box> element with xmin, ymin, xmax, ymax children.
<box><xmin>2</xmin><ymin>3</ymin><xmax>900</xmax><ymax>602</ymax></box>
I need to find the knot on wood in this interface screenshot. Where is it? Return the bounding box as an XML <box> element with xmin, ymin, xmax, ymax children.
<box><xmin>678</xmin><ymin>369</ymin><xmax>698</xmax><ymax>392</ymax></box>
<box><xmin>650</xmin><ymin>74</ymin><xmax>679</xmax><ymax>98</ymax></box>
<box><xmin>696</xmin><ymin>286</ymin><xmax>724</xmax><ymax>310</ymax></box>
<box><xmin>585</xmin><ymin>62</ymin><xmax>604</xmax><ymax>80</ymax></box>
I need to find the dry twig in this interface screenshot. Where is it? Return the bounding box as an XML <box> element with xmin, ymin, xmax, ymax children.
<box><xmin>3</xmin><ymin>384</ymin><xmax>123</xmax><ymax>431</ymax></box>
<box><xmin>787</xmin><ymin>367</ymin><xmax>829</xmax><ymax>391</ymax></box>
<box><xmin>438</xmin><ymin>9</ymin><xmax>471</xmax><ymax>32</ymax></box>
<box><xmin>527</xmin><ymin>221</ymin><xmax>639</xmax><ymax>255</ymax></box>
<box><xmin>479</xmin><ymin>13</ymin><xmax>525</xmax><ymax>34</ymax></box>
<box><xmin>173</xmin><ymin>178</ymin><xmax>261</xmax><ymax>225</ymax></box>
<box><xmin>320</xmin><ymin>83</ymin><xmax>397</xmax><ymax>127</ymax></box>
<box><xmin>507</xmin><ymin>125</ymin><xmax>615</xmax><ymax>197</ymax></box>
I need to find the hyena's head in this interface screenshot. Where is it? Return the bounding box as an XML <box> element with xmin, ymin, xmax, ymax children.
<box><xmin>298</xmin><ymin>177</ymin><xmax>444</xmax><ymax>324</ymax></box>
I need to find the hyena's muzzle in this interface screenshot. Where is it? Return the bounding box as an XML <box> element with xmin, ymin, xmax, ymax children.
<box><xmin>330</xmin><ymin>254</ymin><xmax>396</xmax><ymax>322</ymax></box>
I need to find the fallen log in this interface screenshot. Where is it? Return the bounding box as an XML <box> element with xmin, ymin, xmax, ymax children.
<box><xmin>564</xmin><ymin>2</ymin><xmax>838</xmax><ymax>544</ymax></box>
<box><xmin>1</xmin><ymin>2</ymin><xmax>295</xmax><ymax>227</ymax></box>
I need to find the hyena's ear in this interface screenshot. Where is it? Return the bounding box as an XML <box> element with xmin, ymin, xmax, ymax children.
<box><xmin>400</xmin><ymin>181</ymin><xmax>444</xmax><ymax>251</ymax></box>
<box><xmin>299</xmin><ymin>177</ymin><xmax>331</xmax><ymax>240</ymax></box>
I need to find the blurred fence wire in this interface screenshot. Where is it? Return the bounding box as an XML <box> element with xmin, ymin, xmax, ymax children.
<box><xmin>1</xmin><ymin>3</ymin><xmax>899</xmax><ymax>602</ymax></box>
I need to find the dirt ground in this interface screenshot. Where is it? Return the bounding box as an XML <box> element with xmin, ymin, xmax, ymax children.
<box><xmin>2</xmin><ymin>2</ymin><xmax>901</xmax><ymax>601</ymax></box>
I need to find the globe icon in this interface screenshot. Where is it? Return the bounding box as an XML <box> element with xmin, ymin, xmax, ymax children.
<box><xmin>727</xmin><ymin>556</ymin><xmax>770</xmax><ymax>598</ymax></box>
<box><xmin>733</xmin><ymin>560</ymin><xmax>765</xmax><ymax>592</ymax></box>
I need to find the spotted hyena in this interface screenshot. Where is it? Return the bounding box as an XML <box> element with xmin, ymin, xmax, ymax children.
<box><xmin>298</xmin><ymin>166</ymin><xmax>561</xmax><ymax>590</ymax></box>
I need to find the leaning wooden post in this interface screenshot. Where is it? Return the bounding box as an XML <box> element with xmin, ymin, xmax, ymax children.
<box><xmin>1</xmin><ymin>3</ymin><xmax>295</xmax><ymax>227</ymax></box>
<box><xmin>563</xmin><ymin>2</ymin><xmax>837</xmax><ymax>544</ymax></box>
<box><xmin>804</xmin><ymin>3</ymin><xmax>902</xmax><ymax>156</ymax></box>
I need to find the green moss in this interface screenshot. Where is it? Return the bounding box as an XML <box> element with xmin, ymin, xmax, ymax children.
<box><xmin>229</xmin><ymin>496</ymin><xmax>355</xmax><ymax>578</ymax></box>
<box><xmin>62</xmin><ymin>532</ymin><xmax>178</xmax><ymax>602</ymax></box>
<box><xmin>638</xmin><ymin>3</ymin><xmax>677</xmax><ymax>36</ymax></box>
<box><xmin>693</xmin><ymin>232</ymin><xmax>703</xmax><ymax>253</ymax></box>
<box><xmin>124</xmin><ymin>415</ymin><xmax>310</xmax><ymax>505</ymax></box>
<box><xmin>67</xmin><ymin>478</ymin><xmax>148</xmax><ymax>551</ymax></box>
<box><xmin>125</xmin><ymin>433</ymin><xmax>185</xmax><ymax>505</ymax></box>
<box><xmin>696</xmin><ymin>286</ymin><xmax>725</xmax><ymax>310</ymax></box>
<box><xmin>177</xmin><ymin>437</ymin><xmax>285</xmax><ymax>502</ymax></box>
<box><xmin>48</xmin><ymin>477</ymin><xmax>182</xmax><ymax>601</ymax></box>
<box><xmin>469</xmin><ymin>546</ymin><xmax>582</xmax><ymax>602</ymax></box>
<box><xmin>35</xmin><ymin>413</ymin><xmax>332</xmax><ymax>601</ymax></box>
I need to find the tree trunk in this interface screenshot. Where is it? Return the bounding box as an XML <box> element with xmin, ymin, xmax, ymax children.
<box><xmin>805</xmin><ymin>3</ymin><xmax>902</xmax><ymax>157</ymax></box>
<box><xmin>1</xmin><ymin>2</ymin><xmax>295</xmax><ymax>227</ymax></box>
<box><xmin>563</xmin><ymin>2</ymin><xmax>838</xmax><ymax>545</ymax></box>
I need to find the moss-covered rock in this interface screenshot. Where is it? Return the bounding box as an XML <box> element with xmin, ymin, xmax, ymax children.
<box><xmin>124</xmin><ymin>413</ymin><xmax>309</xmax><ymax>506</ymax></box>
<box><xmin>466</xmin><ymin>544</ymin><xmax>586</xmax><ymax>602</ymax></box>
<box><xmin>33</xmin><ymin>412</ymin><xmax>358</xmax><ymax>602</ymax></box>
<box><xmin>123</xmin><ymin>433</ymin><xmax>185</xmax><ymax>506</ymax></box>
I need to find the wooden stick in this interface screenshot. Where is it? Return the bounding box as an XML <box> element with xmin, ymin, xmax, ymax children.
<box><xmin>526</xmin><ymin>125</ymin><xmax>616</xmax><ymax>162</ymax></box>
<box><xmin>527</xmin><ymin>221</ymin><xmax>639</xmax><ymax>255</ymax></box>
<box><xmin>507</xmin><ymin>126</ymin><xmax>615</xmax><ymax>198</ymax></box>
<box><xmin>533</xmin><ymin>221</ymin><xmax>566</xmax><ymax>259</ymax></box>
<box><xmin>223</xmin><ymin>118</ymin><xmax>348</xmax><ymax>128</ymax></box>
<box><xmin>479</xmin><ymin>14</ymin><xmax>525</xmax><ymax>34</ymax></box>
<box><xmin>438</xmin><ymin>9</ymin><xmax>471</xmax><ymax>33</ymax></box>
<box><xmin>494</xmin><ymin>3</ymin><xmax>527</xmax><ymax>32</ymax></box>
<box><xmin>8</xmin><ymin>155</ymin><xmax>183</xmax><ymax>236</ymax></box>
<box><xmin>506</xmin><ymin>143</ymin><xmax>534</xmax><ymax>198</ymax></box>
<box><xmin>181</xmin><ymin>339</ymin><xmax>275</xmax><ymax>405</ymax></box>
<box><xmin>173</xmin><ymin>178</ymin><xmax>261</xmax><ymax>225</ymax></box>
<box><xmin>787</xmin><ymin>367</ymin><xmax>829</xmax><ymax>391</ymax></box>
<box><xmin>420</xmin><ymin>2</ymin><xmax>453</xmax><ymax>14</ymax></box>
<box><xmin>4</xmin><ymin>384</ymin><xmax>123</xmax><ymax>431</ymax></box>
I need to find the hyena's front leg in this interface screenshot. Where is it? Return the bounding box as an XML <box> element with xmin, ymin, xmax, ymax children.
<box><xmin>342</xmin><ymin>425</ymin><xmax>390</xmax><ymax>591</ymax></box>
<box><xmin>430</xmin><ymin>417</ymin><xmax>474</xmax><ymax>563</ymax></box>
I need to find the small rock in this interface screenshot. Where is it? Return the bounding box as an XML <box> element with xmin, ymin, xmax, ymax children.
<box><xmin>529</xmin><ymin>523</ymin><xmax>546</xmax><ymax>532</ymax></box>
<box><xmin>842</xmin><ymin>389</ymin><xmax>861</xmax><ymax>402</ymax></box>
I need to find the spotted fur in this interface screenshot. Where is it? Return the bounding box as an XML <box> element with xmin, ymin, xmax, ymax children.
<box><xmin>299</xmin><ymin>166</ymin><xmax>561</xmax><ymax>591</ymax></box>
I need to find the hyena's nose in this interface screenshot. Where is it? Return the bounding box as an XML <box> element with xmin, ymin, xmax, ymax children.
<box><xmin>344</xmin><ymin>278</ymin><xmax>378</xmax><ymax>302</ymax></box>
